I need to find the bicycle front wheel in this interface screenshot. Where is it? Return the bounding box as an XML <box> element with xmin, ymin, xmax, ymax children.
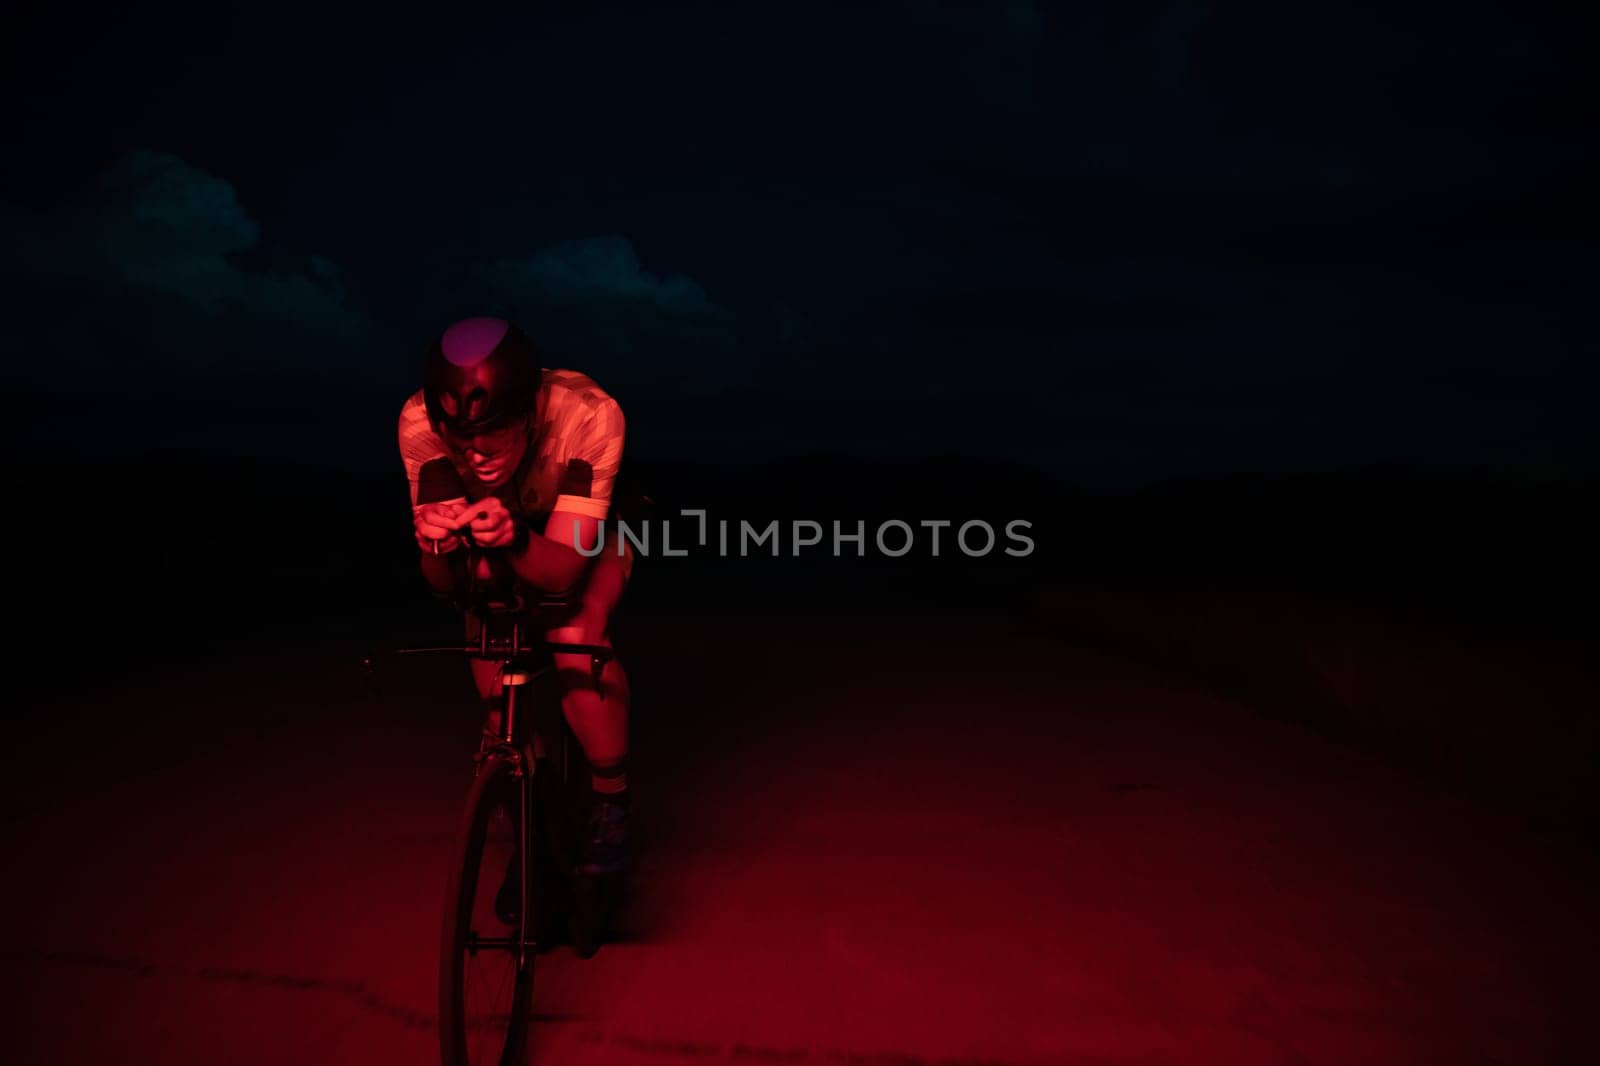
<box><xmin>439</xmin><ymin>752</ymin><xmax>533</xmax><ymax>1066</ymax></box>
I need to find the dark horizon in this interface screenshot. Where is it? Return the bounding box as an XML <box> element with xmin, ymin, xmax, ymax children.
<box><xmin>5</xmin><ymin>3</ymin><xmax>1593</xmax><ymax>489</ymax></box>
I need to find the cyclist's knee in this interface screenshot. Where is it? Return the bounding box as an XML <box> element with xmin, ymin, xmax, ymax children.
<box><xmin>547</xmin><ymin>608</ymin><xmax>625</xmax><ymax>700</ymax></box>
<box><xmin>481</xmin><ymin>692</ymin><xmax>505</xmax><ymax>736</ymax></box>
<box><xmin>544</xmin><ymin>572</ymin><xmax>616</xmax><ymax>651</ymax></box>
<box><xmin>470</xmin><ymin>657</ymin><xmax>503</xmax><ymax>702</ymax></box>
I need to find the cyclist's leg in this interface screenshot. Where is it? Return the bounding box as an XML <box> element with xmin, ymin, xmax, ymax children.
<box><xmin>465</xmin><ymin>615</ymin><xmax>507</xmax><ymax>734</ymax></box>
<box><xmin>546</xmin><ymin>540</ymin><xmax>633</xmax><ymax>956</ymax></box>
<box><xmin>544</xmin><ymin>540</ymin><xmax>633</xmax><ymax>779</ymax></box>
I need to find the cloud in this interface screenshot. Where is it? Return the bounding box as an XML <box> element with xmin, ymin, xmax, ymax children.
<box><xmin>472</xmin><ymin>235</ymin><xmax>734</xmax><ymax>351</ymax></box>
<box><xmin>4</xmin><ymin>150</ymin><xmax>372</xmax><ymax>368</ymax></box>
<box><xmin>0</xmin><ymin>151</ymin><xmax>381</xmax><ymax>462</ymax></box>
<box><xmin>469</xmin><ymin>235</ymin><xmax>742</xmax><ymax>390</ymax></box>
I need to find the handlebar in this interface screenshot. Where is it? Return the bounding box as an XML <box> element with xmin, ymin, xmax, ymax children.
<box><xmin>393</xmin><ymin>642</ymin><xmax>614</xmax><ymax>660</ymax></box>
<box><xmin>376</xmin><ymin>528</ymin><xmax>617</xmax><ymax>690</ymax></box>
<box><xmin>370</xmin><ymin>631</ymin><xmax>615</xmax><ymax>690</ymax></box>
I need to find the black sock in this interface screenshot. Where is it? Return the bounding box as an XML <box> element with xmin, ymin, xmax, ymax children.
<box><xmin>591</xmin><ymin>759</ymin><xmax>629</xmax><ymax>805</ymax></box>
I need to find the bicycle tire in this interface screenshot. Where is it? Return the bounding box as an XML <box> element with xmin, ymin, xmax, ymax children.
<box><xmin>439</xmin><ymin>752</ymin><xmax>534</xmax><ymax>1066</ymax></box>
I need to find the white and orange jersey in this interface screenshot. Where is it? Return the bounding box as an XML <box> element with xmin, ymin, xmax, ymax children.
<box><xmin>398</xmin><ymin>368</ymin><xmax>625</xmax><ymax>526</ymax></box>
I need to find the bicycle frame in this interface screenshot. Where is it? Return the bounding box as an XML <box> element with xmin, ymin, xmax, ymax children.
<box><xmin>366</xmin><ymin>542</ymin><xmax>634</xmax><ymax>1062</ymax></box>
<box><xmin>393</xmin><ymin>612</ymin><xmax>615</xmax><ymax>965</ymax></box>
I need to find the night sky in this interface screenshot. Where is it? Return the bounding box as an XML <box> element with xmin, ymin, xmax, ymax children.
<box><xmin>5</xmin><ymin>2</ymin><xmax>1592</xmax><ymax>488</ymax></box>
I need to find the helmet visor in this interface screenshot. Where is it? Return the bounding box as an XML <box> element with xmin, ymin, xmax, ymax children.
<box><xmin>438</xmin><ymin>413</ymin><xmax>527</xmax><ymax>456</ymax></box>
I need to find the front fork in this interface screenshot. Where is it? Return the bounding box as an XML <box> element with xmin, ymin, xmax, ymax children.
<box><xmin>483</xmin><ymin>619</ymin><xmax>594</xmax><ymax>962</ymax></box>
<box><xmin>499</xmin><ymin>636</ymin><xmax>545</xmax><ymax>966</ymax></box>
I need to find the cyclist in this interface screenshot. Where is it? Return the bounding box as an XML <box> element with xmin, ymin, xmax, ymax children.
<box><xmin>398</xmin><ymin>316</ymin><xmax>633</xmax><ymax>918</ymax></box>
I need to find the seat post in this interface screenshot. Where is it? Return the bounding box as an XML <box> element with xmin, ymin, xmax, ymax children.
<box><xmin>499</xmin><ymin>620</ymin><xmax>530</xmax><ymax>745</ymax></box>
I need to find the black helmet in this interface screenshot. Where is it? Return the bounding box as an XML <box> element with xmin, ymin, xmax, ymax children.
<box><xmin>422</xmin><ymin>317</ymin><xmax>543</xmax><ymax>438</ymax></box>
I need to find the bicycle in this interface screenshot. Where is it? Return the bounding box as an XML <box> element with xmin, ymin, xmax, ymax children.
<box><xmin>393</xmin><ymin>586</ymin><xmax>616</xmax><ymax>1066</ymax></box>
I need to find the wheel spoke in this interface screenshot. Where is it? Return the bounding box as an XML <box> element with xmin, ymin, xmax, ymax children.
<box><xmin>442</xmin><ymin>759</ymin><xmax>534</xmax><ymax>1066</ymax></box>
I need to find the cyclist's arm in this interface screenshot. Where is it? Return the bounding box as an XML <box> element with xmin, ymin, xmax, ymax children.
<box><xmin>505</xmin><ymin>394</ymin><xmax>623</xmax><ymax>594</ymax></box>
<box><xmin>419</xmin><ymin>542</ymin><xmax>465</xmax><ymax>595</ymax></box>
<box><xmin>399</xmin><ymin>397</ymin><xmax>468</xmax><ymax>595</ymax></box>
<box><xmin>502</xmin><ymin>509</ymin><xmax>599</xmax><ymax>594</ymax></box>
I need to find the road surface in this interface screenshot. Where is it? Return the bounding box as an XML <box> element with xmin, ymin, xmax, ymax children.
<box><xmin>3</xmin><ymin>615</ymin><xmax>1591</xmax><ymax>1063</ymax></box>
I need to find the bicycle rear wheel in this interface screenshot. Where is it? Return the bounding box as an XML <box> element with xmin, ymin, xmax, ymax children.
<box><xmin>439</xmin><ymin>752</ymin><xmax>534</xmax><ymax>1066</ymax></box>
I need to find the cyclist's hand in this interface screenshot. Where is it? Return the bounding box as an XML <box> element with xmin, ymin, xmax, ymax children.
<box><xmin>452</xmin><ymin>496</ymin><xmax>517</xmax><ymax>549</ymax></box>
<box><xmin>415</xmin><ymin>499</ymin><xmax>466</xmax><ymax>554</ymax></box>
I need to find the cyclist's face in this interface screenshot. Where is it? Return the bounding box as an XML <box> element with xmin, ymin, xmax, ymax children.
<box><xmin>446</xmin><ymin>420</ymin><xmax>528</xmax><ymax>488</ymax></box>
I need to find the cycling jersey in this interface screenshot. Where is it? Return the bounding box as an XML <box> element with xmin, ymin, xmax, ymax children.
<box><xmin>399</xmin><ymin>368</ymin><xmax>625</xmax><ymax>529</ymax></box>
